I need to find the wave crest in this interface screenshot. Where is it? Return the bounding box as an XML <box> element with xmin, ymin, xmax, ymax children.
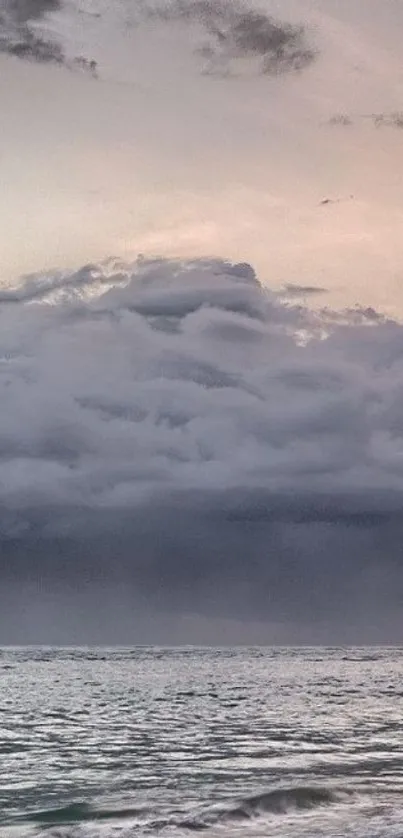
<box><xmin>181</xmin><ymin>785</ymin><xmax>351</xmax><ymax>829</ymax></box>
<box><xmin>226</xmin><ymin>786</ymin><xmax>345</xmax><ymax>819</ymax></box>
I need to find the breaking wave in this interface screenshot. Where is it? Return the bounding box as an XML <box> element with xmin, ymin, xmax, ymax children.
<box><xmin>19</xmin><ymin>785</ymin><xmax>353</xmax><ymax>832</ymax></box>
<box><xmin>224</xmin><ymin>785</ymin><xmax>349</xmax><ymax>818</ymax></box>
<box><xmin>180</xmin><ymin>785</ymin><xmax>352</xmax><ymax>829</ymax></box>
<box><xmin>26</xmin><ymin>801</ymin><xmax>150</xmax><ymax>825</ymax></box>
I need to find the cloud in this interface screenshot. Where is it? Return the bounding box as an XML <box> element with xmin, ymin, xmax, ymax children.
<box><xmin>0</xmin><ymin>262</ymin><xmax>126</xmax><ymax>304</ymax></box>
<box><xmin>281</xmin><ymin>284</ymin><xmax>328</xmax><ymax>299</ymax></box>
<box><xmin>1</xmin><ymin>256</ymin><xmax>403</xmax><ymax>642</ymax></box>
<box><xmin>0</xmin><ymin>0</ymin><xmax>316</xmax><ymax>80</ymax></box>
<box><xmin>0</xmin><ymin>0</ymin><xmax>63</xmax><ymax>64</ymax></box>
<box><xmin>142</xmin><ymin>0</ymin><xmax>316</xmax><ymax>77</ymax></box>
<box><xmin>225</xmin><ymin>11</ymin><xmax>315</xmax><ymax>75</ymax></box>
<box><xmin>328</xmin><ymin>114</ymin><xmax>354</xmax><ymax>127</ymax></box>
<box><xmin>369</xmin><ymin>112</ymin><xmax>403</xmax><ymax>129</ymax></box>
<box><xmin>5</xmin><ymin>0</ymin><xmax>60</xmax><ymax>23</ymax></box>
<box><xmin>0</xmin><ymin>0</ymin><xmax>97</xmax><ymax>71</ymax></box>
<box><xmin>328</xmin><ymin>112</ymin><xmax>403</xmax><ymax>131</ymax></box>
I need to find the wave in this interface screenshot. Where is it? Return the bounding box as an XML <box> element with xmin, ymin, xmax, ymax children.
<box><xmin>25</xmin><ymin>786</ymin><xmax>351</xmax><ymax>831</ymax></box>
<box><xmin>28</xmin><ymin>801</ymin><xmax>148</xmax><ymax>825</ymax></box>
<box><xmin>181</xmin><ymin>785</ymin><xmax>351</xmax><ymax>830</ymax></box>
<box><xmin>225</xmin><ymin>786</ymin><xmax>348</xmax><ymax>818</ymax></box>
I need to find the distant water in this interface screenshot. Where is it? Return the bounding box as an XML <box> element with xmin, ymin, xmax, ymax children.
<box><xmin>2</xmin><ymin>646</ymin><xmax>403</xmax><ymax>837</ymax></box>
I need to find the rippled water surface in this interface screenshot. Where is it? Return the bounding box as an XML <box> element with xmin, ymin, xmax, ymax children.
<box><xmin>2</xmin><ymin>646</ymin><xmax>403</xmax><ymax>837</ymax></box>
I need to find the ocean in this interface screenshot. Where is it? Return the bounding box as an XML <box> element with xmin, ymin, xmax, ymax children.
<box><xmin>2</xmin><ymin>646</ymin><xmax>403</xmax><ymax>837</ymax></box>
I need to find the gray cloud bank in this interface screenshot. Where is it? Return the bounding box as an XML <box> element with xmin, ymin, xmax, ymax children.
<box><xmin>1</xmin><ymin>257</ymin><xmax>403</xmax><ymax>643</ymax></box>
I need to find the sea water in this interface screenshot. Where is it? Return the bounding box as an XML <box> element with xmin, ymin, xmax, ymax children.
<box><xmin>1</xmin><ymin>646</ymin><xmax>403</xmax><ymax>837</ymax></box>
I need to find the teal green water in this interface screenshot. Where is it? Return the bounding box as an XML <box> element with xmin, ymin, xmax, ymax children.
<box><xmin>2</xmin><ymin>646</ymin><xmax>403</xmax><ymax>837</ymax></box>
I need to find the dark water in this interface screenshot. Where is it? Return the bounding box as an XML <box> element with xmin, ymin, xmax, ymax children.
<box><xmin>2</xmin><ymin>646</ymin><xmax>403</xmax><ymax>837</ymax></box>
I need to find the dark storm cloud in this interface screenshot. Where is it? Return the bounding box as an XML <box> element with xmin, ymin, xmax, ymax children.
<box><xmin>142</xmin><ymin>0</ymin><xmax>316</xmax><ymax>77</ymax></box>
<box><xmin>1</xmin><ymin>256</ymin><xmax>403</xmax><ymax>640</ymax></box>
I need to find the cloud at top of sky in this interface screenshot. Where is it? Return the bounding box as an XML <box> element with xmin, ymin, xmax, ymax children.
<box><xmin>141</xmin><ymin>0</ymin><xmax>316</xmax><ymax>76</ymax></box>
<box><xmin>1</xmin><ymin>256</ymin><xmax>403</xmax><ymax>642</ymax></box>
<box><xmin>5</xmin><ymin>0</ymin><xmax>59</xmax><ymax>23</ymax></box>
<box><xmin>0</xmin><ymin>0</ymin><xmax>316</xmax><ymax>78</ymax></box>
<box><xmin>0</xmin><ymin>0</ymin><xmax>97</xmax><ymax>70</ymax></box>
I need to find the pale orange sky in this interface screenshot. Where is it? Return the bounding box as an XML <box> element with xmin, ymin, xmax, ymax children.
<box><xmin>2</xmin><ymin>0</ymin><xmax>403</xmax><ymax>313</ymax></box>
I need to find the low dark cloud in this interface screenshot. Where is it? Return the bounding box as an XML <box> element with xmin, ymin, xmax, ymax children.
<box><xmin>1</xmin><ymin>257</ymin><xmax>403</xmax><ymax>643</ymax></box>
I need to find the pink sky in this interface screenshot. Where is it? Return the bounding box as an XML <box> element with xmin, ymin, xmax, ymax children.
<box><xmin>2</xmin><ymin>0</ymin><xmax>403</xmax><ymax>314</ymax></box>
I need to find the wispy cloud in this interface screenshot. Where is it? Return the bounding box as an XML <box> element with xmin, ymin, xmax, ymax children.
<box><xmin>141</xmin><ymin>0</ymin><xmax>316</xmax><ymax>76</ymax></box>
<box><xmin>0</xmin><ymin>0</ymin><xmax>97</xmax><ymax>70</ymax></box>
<box><xmin>0</xmin><ymin>0</ymin><xmax>316</xmax><ymax>79</ymax></box>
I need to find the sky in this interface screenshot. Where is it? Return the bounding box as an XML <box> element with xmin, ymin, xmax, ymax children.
<box><xmin>2</xmin><ymin>0</ymin><xmax>403</xmax><ymax>644</ymax></box>
<box><xmin>2</xmin><ymin>0</ymin><xmax>403</xmax><ymax>313</ymax></box>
